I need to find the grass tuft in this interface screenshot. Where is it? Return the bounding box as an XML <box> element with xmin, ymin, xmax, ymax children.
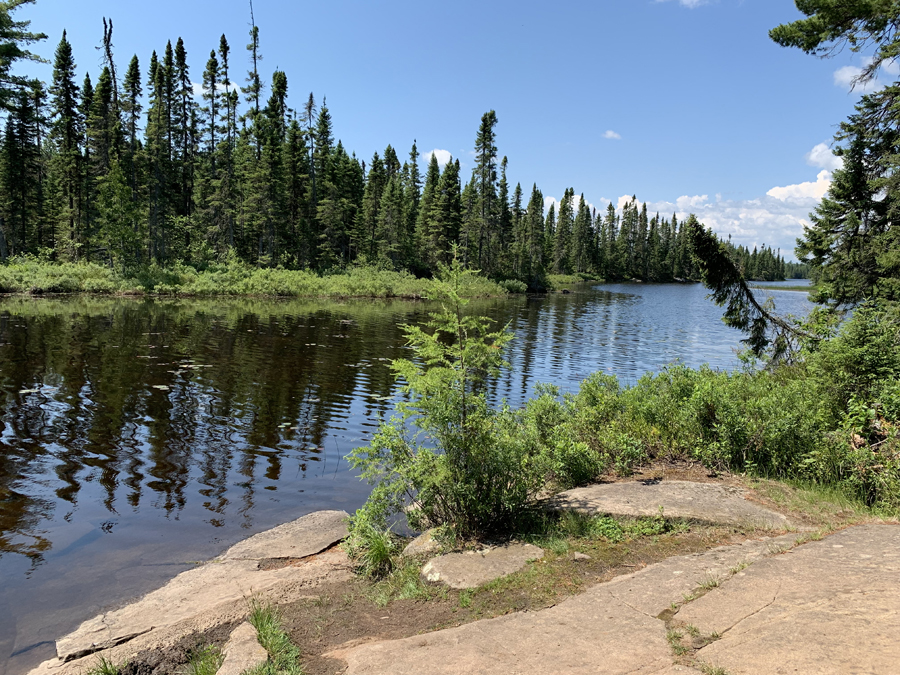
<box><xmin>184</xmin><ymin>645</ymin><xmax>223</xmax><ymax>675</ymax></box>
<box><xmin>246</xmin><ymin>599</ymin><xmax>305</xmax><ymax>675</ymax></box>
<box><xmin>84</xmin><ymin>656</ymin><xmax>123</xmax><ymax>675</ymax></box>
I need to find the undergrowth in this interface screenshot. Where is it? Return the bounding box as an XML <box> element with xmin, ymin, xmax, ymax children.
<box><xmin>0</xmin><ymin>257</ymin><xmax>509</xmax><ymax>299</ymax></box>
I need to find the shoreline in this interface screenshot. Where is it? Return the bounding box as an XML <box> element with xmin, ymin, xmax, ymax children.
<box><xmin>24</xmin><ymin>510</ymin><xmax>354</xmax><ymax>675</ymax></box>
<box><xmin>20</xmin><ymin>472</ymin><xmax>893</xmax><ymax>675</ymax></box>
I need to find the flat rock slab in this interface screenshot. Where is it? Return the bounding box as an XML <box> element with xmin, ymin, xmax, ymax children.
<box><xmin>218</xmin><ymin>622</ymin><xmax>268</xmax><ymax>675</ymax></box>
<box><xmin>32</xmin><ymin>548</ymin><xmax>351</xmax><ymax>675</ymax></box>
<box><xmin>330</xmin><ymin>534</ymin><xmax>804</xmax><ymax>674</ymax></box>
<box><xmin>330</xmin><ymin>587</ymin><xmax>675</xmax><ymax>674</ymax></box>
<box><xmin>548</xmin><ymin>481</ymin><xmax>788</xmax><ymax>529</ymax></box>
<box><xmin>53</xmin><ymin>510</ymin><xmax>349</xmax><ymax>663</ymax></box>
<box><xmin>421</xmin><ymin>543</ymin><xmax>544</xmax><ymax>589</ymax></box>
<box><xmin>681</xmin><ymin>524</ymin><xmax>900</xmax><ymax>674</ymax></box>
<box><xmin>220</xmin><ymin>509</ymin><xmax>349</xmax><ymax>561</ymax></box>
<box><xmin>603</xmin><ymin>532</ymin><xmax>802</xmax><ymax>618</ymax></box>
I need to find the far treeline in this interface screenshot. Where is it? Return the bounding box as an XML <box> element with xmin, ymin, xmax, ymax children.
<box><xmin>0</xmin><ymin>2</ymin><xmax>803</xmax><ymax>291</ymax></box>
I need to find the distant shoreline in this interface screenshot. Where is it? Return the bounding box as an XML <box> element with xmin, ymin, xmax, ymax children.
<box><xmin>751</xmin><ymin>283</ymin><xmax>811</xmax><ymax>292</ymax></box>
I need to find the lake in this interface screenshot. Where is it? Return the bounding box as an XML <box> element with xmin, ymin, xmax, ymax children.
<box><xmin>0</xmin><ymin>280</ymin><xmax>812</xmax><ymax>674</ymax></box>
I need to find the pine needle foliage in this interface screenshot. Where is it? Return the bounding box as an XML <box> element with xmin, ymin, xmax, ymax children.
<box><xmin>348</xmin><ymin>247</ymin><xmax>543</xmax><ymax>541</ymax></box>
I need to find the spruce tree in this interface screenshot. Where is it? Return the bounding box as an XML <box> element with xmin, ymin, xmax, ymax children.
<box><xmin>473</xmin><ymin>110</ymin><xmax>498</xmax><ymax>273</ymax></box>
<box><xmin>49</xmin><ymin>31</ymin><xmax>81</xmax><ymax>260</ymax></box>
<box><xmin>0</xmin><ymin>0</ymin><xmax>46</xmax><ymax>114</ymax></box>
<box><xmin>553</xmin><ymin>188</ymin><xmax>573</xmax><ymax>274</ymax></box>
<box><xmin>571</xmin><ymin>194</ymin><xmax>593</xmax><ymax>274</ymax></box>
<box><xmin>415</xmin><ymin>152</ymin><xmax>440</xmax><ymax>268</ymax></box>
<box><xmin>525</xmin><ymin>184</ymin><xmax>546</xmax><ymax>290</ymax></box>
<box><xmin>403</xmin><ymin>141</ymin><xmax>421</xmax><ymax>268</ymax></box>
<box><xmin>434</xmin><ymin>157</ymin><xmax>461</xmax><ymax>266</ymax></box>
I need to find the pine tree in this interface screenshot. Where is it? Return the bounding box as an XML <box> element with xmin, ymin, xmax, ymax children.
<box><xmin>403</xmin><ymin>141</ymin><xmax>421</xmax><ymax>266</ymax></box>
<box><xmin>146</xmin><ymin>50</ymin><xmax>172</xmax><ymax>262</ymax></box>
<box><xmin>416</xmin><ymin>152</ymin><xmax>440</xmax><ymax>269</ymax></box>
<box><xmin>85</xmin><ymin>66</ymin><xmax>115</xmax><ymax>178</ymax></box>
<box><xmin>49</xmin><ymin>31</ymin><xmax>82</xmax><ymax>260</ymax></box>
<box><xmin>603</xmin><ymin>203</ymin><xmax>618</xmax><ymax>279</ymax></box>
<box><xmin>0</xmin><ymin>0</ymin><xmax>46</xmax><ymax>115</ymax></box>
<box><xmin>510</xmin><ymin>182</ymin><xmax>525</xmax><ymax>277</ymax></box>
<box><xmin>434</xmin><ymin>157</ymin><xmax>461</xmax><ymax>266</ymax></box>
<box><xmin>1</xmin><ymin>86</ymin><xmax>43</xmax><ymax>254</ymax></box>
<box><xmin>473</xmin><ymin>110</ymin><xmax>498</xmax><ymax>273</ymax></box>
<box><xmin>359</xmin><ymin>152</ymin><xmax>385</xmax><ymax>259</ymax></box>
<box><xmin>313</xmin><ymin>101</ymin><xmax>333</xmax><ymax>188</ymax></box>
<box><xmin>571</xmin><ymin>194</ymin><xmax>593</xmax><ymax>273</ymax></box>
<box><xmin>284</xmin><ymin>116</ymin><xmax>310</xmax><ymax>265</ymax></box>
<box><xmin>497</xmin><ymin>156</ymin><xmax>512</xmax><ymax>275</ymax></box>
<box><xmin>376</xmin><ymin>175</ymin><xmax>404</xmax><ymax>265</ymax></box>
<box><xmin>525</xmin><ymin>184</ymin><xmax>546</xmax><ymax>290</ymax></box>
<box><xmin>553</xmin><ymin>188</ymin><xmax>573</xmax><ymax>274</ymax></box>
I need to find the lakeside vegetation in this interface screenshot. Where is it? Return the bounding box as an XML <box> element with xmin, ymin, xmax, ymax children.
<box><xmin>0</xmin><ymin>256</ymin><xmax>509</xmax><ymax>297</ymax></box>
<box><xmin>347</xmin><ymin>259</ymin><xmax>899</xmax><ymax>572</ymax></box>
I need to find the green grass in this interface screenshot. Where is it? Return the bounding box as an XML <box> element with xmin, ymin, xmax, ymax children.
<box><xmin>547</xmin><ymin>273</ymin><xmax>600</xmax><ymax>288</ymax></box>
<box><xmin>83</xmin><ymin>656</ymin><xmax>123</xmax><ymax>675</ymax></box>
<box><xmin>185</xmin><ymin>645</ymin><xmax>224</xmax><ymax>675</ymax></box>
<box><xmin>246</xmin><ymin>599</ymin><xmax>305</xmax><ymax>675</ymax></box>
<box><xmin>0</xmin><ymin>258</ymin><xmax>509</xmax><ymax>299</ymax></box>
<box><xmin>367</xmin><ymin>559</ymin><xmax>447</xmax><ymax>607</ymax></box>
<box><xmin>345</xmin><ymin>522</ymin><xmax>401</xmax><ymax>579</ymax></box>
<box><xmin>520</xmin><ymin>510</ymin><xmax>689</xmax><ymax>548</ymax></box>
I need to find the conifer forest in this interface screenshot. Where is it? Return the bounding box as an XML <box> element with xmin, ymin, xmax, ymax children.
<box><xmin>0</xmin><ymin>2</ymin><xmax>802</xmax><ymax>290</ymax></box>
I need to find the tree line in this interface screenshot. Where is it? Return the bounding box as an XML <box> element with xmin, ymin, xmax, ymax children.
<box><xmin>0</xmin><ymin>3</ymin><xmax>801</xmax><ymax>288</ymax></box>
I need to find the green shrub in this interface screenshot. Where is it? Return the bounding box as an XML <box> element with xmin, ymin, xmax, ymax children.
<box><xmin>348</xmin><ymin>252</ymin><xmax>543</xmax><ymax>541</ymax></box>
<box><xmin>0</xmin><ymin>259</ymin><xmax>507</xmax><ymax>298</ymax></box>
<box><xmin>498</xmin><ymin>279</ymin><xmax>527</xmax><ymax>294</ymax></box>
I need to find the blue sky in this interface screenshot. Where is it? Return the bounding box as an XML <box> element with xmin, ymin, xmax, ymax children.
<box><xmin>13</xmin><ymin>0</ymin><xmax>882</xmax><ymax>258</ymax></box>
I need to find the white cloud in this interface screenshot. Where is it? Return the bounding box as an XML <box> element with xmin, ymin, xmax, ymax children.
<box><xmin>420</xmin><ymin>149</ymin><xmax>452</xmax><ymax>168</ymax></box>
<box><xmin>593</xmin><ymin>147</ymin><xmax>841</xmax><ymax>256</ymax></box>
<box><xmin>766</xmin><ymin>170</ymin><xmax>832</xmax><ymax>202</ymax></box>
<box><xmin>603</xmin><ymin>130</ymin><xmax>622</xmax><ymax>140</ymax></box>
<box><xmin>618</xmin><ymin>194</ymin><xmax>637</xmax><ymax>211</ymax></box>
<box><xmin>834</xmin><ymin>65</ymin><xmax>864</xmax><ymax>90</ymax></box>
<box><xmin>675</xmin><ymin>194</ymin><xmax>709</xmax><ymax>210</ymax></box>
<box><xmin>805</xmin><ymin>142</ymin><xmax>842</xmax><ymax>172</ymax></box>
<box><xmin>833</xmin><ymin>60</ymin><xmax>890</xmax><ymax>93</ymax></box>
<box><xmin>642</xmin><ymin>192</ymin><xmax>816</xmax><ymax>255</ymax></box>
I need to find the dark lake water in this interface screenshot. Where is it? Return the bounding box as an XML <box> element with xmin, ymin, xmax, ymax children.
<box><xmin>0</xmin><ymin>280</ymin><xmax>812</xmax><ymax>674</ymax></box>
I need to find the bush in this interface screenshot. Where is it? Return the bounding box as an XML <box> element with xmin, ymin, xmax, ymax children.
<box><xmin>348</xmin><ymin>251</ymin><xmax>544</xmax><ymax>540</ymax></box>
<box><xmin>498</xmin><ymin>279</ymin><xmax>527</xmax><ymax>294</ymax></box>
